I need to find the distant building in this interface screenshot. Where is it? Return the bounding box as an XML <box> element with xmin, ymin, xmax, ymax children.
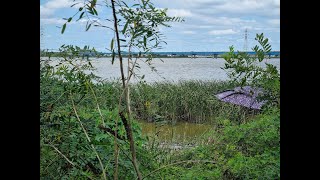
<box><xmin>168</xmin><ymin>53</ymin><xmax>177</xmax><ymax>57</ymax></box>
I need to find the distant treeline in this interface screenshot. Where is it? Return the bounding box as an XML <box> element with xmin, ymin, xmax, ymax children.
<box><xmin>40</xmin><ymin>50</ymin><xmax>280</xmax><ymax>58</ymax></box>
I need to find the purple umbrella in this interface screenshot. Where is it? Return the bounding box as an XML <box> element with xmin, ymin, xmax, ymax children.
<box><xmin>215</xmin><ymin>86</ymin><xmax>267</xmax><ymax>110</ymax></box>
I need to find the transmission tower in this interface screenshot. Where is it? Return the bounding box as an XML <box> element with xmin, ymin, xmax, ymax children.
<box><xmin>243</xmin><ymin>28</ymin><xmax>248</xmax><ymax>52</ymax></box>
<box><xmin>40</xmin><ymin>26</ymin><xmax>44</xmax><ymax>50</ymax></box>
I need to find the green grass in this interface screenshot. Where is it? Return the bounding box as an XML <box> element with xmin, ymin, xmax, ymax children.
<box><xmin>91</xmin><ymin>80</ymin><xmax>256</xmax><ymax>124</ymax></box>
<box><xmin>41</xmin><ymin>74</ymin><xmax>278</xmax><ymax>179</ymax></box>
<box><xmin>155</xmin><ymin>109</ymin><xmax>280</xmax><ymax>179</ymax></box>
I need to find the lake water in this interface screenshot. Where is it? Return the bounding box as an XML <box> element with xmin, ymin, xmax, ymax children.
<box><xmin>138</xmin><ymin>121</ymin><xmax>212</xmax><ymax>146</ymax></box>
<box><xmin>45</xmin><ymin>57</ymin><xmax>280</xmax><ymax>83</ymax></box>
<box><xmin>90</xmin><ymin>57</ymin><xmax>280</xmax><ymax>83</ymax></box>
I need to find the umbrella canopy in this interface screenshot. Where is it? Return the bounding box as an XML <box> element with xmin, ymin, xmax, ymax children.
<box><xmin>215</xmin><ymin>86</ymin><xmax>267</xmax><ymax>110</ymax></box>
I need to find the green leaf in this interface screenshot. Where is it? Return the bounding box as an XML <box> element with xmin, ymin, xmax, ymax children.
<box><xmin>79</xmin><ymin>7</ymin><xmax>83</xmax><ymax>11</ymax></box>
<box><xmin>121</xmin><ymin>1</ymin><xmax>129</xmax><ymax>7</ymax></box>
<box><xmin>144</xmin><ymin>36</ymin><xmax>147</xmax><ymax>47</ymax></box>
<box><xmin>122</xmin><ymin>21</ymin><xmax>129</xmax><ymax>34</ymax></box>
<box><xmin>86</xmin><ymin>23</ymin><xmax>92</xmax><ymax>31</ymax></box>
<box><xmin>133</xmin><ymin>31</ymin><xmax>144</xmax><ymax>39</ymax></box>
<box><xmin>61</xmin><ymin>23</ymin><xmax>66</xmax><ymax>34</ymax></box>
<box><xmin>67</xmin><ymin>17</ymin><xmax>72</xmax><ymax>22</ymax></box>
<box><xmin>88</xmin><ymin>9</ymin><xmax>94</xmax><ymax>15</ymax></box>
<box><xmin>71</xmin><ymin>2</ymin><xmax>80</xmax><ymax>7</ymax></box>
<box><xmin>142</xmin><ymin>0</ymin><xmax>147</xmax><ymax>8</ymax></box>
<box><xmin>111</xmin><ymin>50</ymin><xmax>115</xmax><ymax>65</ymax></box>
<box><xmin>263</xmin><ymin>38</ymin><xmax>268</xmax><ymax>45</ymax></box>
<box><xmin>110</xmin><ymin>38</ymin><xmax>114</xmax><ymax>50</ymax></box>
<box><xmin>79</xmin><ymin>12</ymin><xmax>85</xmax><ymax>20</ymax></box>
<box><xmin>93</xmin><ymin>8</ymin><xmax>98</xmax><ymax>15</ymax></box>
<box><xmin>148</xmin><ymin>4</ymin><xmax>155</xmax><ymax>10</ymax></box>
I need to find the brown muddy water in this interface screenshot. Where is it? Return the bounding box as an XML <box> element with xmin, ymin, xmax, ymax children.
<box><xmin>138</xmin><ymin>120</ymin><xmax>213</xmax><ymax>144</ymax></box>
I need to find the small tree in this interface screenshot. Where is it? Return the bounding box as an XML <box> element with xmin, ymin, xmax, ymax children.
<box><xmin>59</xmin><ymin>1</ymin><xmax>183</xmax><ymax>179</ymax></box>
<box><xmin>222</xmin><ymin>33</ymin><xmax>280</xmax><ymax>109</ymax></box>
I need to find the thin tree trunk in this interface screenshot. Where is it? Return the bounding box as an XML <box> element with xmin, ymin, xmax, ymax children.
<box><xmin>127</xmin><ymin>45</ymin><xmax>132</xmax><ymax>116</ymax></box>
<box><xmin>111</xmin><ymin>1</ymin><xmax>122</xmax><ymax>178</ymax></box>
<box><xmin>110</xmin><ymin>1</ymin><xmax>142</xmax><ymax>180</ymax></box>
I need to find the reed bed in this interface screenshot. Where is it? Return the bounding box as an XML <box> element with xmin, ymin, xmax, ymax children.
<box><xmin>92</xmin><ymin>80</ymin><xmax>255</xmax><ymax>124</ymax></box>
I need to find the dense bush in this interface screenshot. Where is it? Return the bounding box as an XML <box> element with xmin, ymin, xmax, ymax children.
<box><xmin>163</xmin><ymin>109</ymin><xmax>279</xmax><ymax>179</ymax></box>
<box><xmin>217</xmin><ymin>109</ymin><xmax>280</xmax><ymax>179</ymax></box>
<box><xmin>40</xmin><ymin>47</ymin><xmax>148</xmax><ymax>179</ymax></box>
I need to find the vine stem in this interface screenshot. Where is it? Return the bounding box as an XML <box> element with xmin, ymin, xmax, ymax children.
<box><xmin>71</xmin><ymin>95</ymin><xmax>107</xmax><ymax>180</ymax></box>
<box><xmin>47</xmin><ymin>144</ymin><xmax>75</xmax><ymax>166</ymax></box>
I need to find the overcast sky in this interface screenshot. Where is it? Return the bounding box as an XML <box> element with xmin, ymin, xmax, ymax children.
<box><xmin>40</xmin><ymin>0</ymin><xmax>280</xmax><ymax>52</ymax></box>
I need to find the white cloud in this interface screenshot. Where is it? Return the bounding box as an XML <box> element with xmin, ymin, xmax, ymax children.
<box><xmin>40</xmin><ymin>5</ymin><xmax>54</xmax><ymax>17</ymax></box>
<box><xmin>167</xmin><ymin>9</ymin><xmax>193</xmax><ymax>17</ymax></box>
<box><xmin>241</xmin><ymin>26</ymin><xmax>253</xmax><ymax>30</ymax></box>
<box><xmin>273</xmin><ymin>0</ymin><xmax>280</xmax><ymax>7</ymax></box>
<box><xmin>42</xmin><ymin>0</ymin><xmax>280</xmax><ymax>51</ymax></box>
<box><xmin>40</xmin><ymin>18</ymin><xmax>66</xmax><ymax>25</ymax></box>
<box><xmin>45</xmin><ymin>0</ymin><xmax>74</xmax><ymax>9</ymax></box>
<box><xmin>215</xmin><ymin>0</ymin><xmax>271</xmax><ymax>12</ymax></box>
<box><xmin>208</xmin><ymin>29</ymin><xmax>237</xmax><ymax>35</ymax></box>
<box><xmin>198</xmin><ymin>25</ymin><xmax>214</xmax><ymax>29</ymax></box>
<box><xmin>155</xmin><ymin>0</ymin><xmax>279</xmax><ymax>17</ymax></box>
<box><xmin>153</xmin><ymin>0</ymin><xmax>279</xmax><ymax>42</ymax></box>
<box><xmin>182</xmin><ymin>31</ymin><xmax>196</xmax><ymax>34</ymax></box>
<box><xmin>197</xmin><ymin>16</ymin><xmax>256</xmax><ymax>26</ymax></box>
<box><xmin>267</xmin><ymin>19</ymin><xmax>280</xmax><ymax>26</ymax></box>
<box><xmin>40</xmin><ymin>0</ymin><xmax>82</xmax><ymax>18</ymax></box>
<box><xmin>208</xmin><ymin>1</ymin><xmax>278</xmax><ymax>17</ymax></box>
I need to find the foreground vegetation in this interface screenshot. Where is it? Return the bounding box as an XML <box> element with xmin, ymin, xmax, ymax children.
<box><xmin>41</xmin><ymin>55</ymin><xmax>280</xmax><ymax>179</ymax></box>
<box><xmin>40</xmin><ymin>0</ymin><xmax>279</xmax><ymax>177</ymax></box>
<box><xmin>41</xmin><ymin>73</ymin><xmax>279</xmax><ymax>179</ymax></box>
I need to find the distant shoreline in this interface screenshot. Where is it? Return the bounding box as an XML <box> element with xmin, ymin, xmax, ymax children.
<box><xmin>40</xmin><ymin>51</ymin><xmax>280</xmax><ymax>59</ymax></box>
<box><xmin>40</xmin><ymin>56</ymin><xmax>280</xmax><ymax>59</ymax></box>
